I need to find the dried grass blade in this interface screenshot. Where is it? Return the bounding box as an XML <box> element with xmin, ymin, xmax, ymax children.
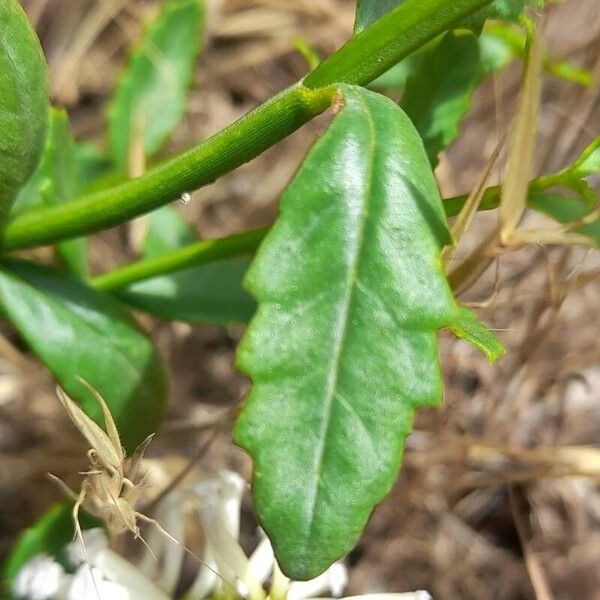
<box><xmin>500</xmin><ymin>19</ymin><xmax>545</xmax><ymax>243</ymax></box>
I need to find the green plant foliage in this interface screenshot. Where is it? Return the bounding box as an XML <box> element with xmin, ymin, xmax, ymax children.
<box><xmin>12</xmin><ymin>110</ymin><xmax>87</xmax><ymax>276</ymax></box>
<box><xmin>528</xmin><ymin>192</ymin><xmax>600</xmax><ymax>246</ymax></box>
<box><xmin>142</xmin><ymin>206</ymin><xmax>197</xmax><ymax>259</ymax></box>
<box><xmin>108</xmin><ymin>0</ymin><xmax>204</xmax><ymax>170</ymax></box>
<box><xmin>354</xmin><ymin>0</ymin><xmax>402</xmax><ymax>32</ymax></box>
<box><xmin>0</xmin><ymin>0</ymin><xmax>49</xmax><ymax>225</ymax></box>
<box><xmin>76</xmin><ymin>143</ymin><xmax>115</xmax><ymax>191</ymax></box>
<box><xmin>118</xmin><ymin>206</ymin><xmax>255</xmax><ymax>324</ymax></box>
<box><xmin>2</xmin><ymin>503</ymin><xmax>98</xmax><ymax>589</ymax></box>
<box><xmin>450</xmin><ymin>308</ymin><xmax>505</xmax><ymax>362</ymax></box>
<box><xmin>569</xmin><ymin>136</ymin><xmax>600</xmax><ymax>179</ymax></box>
<box><xmin>464</xmin><ymin>0</ymin><xmax>541</xmax><ymax>29</ymax></box>
<box><xmin>354</xmin><ymin>0</ymin><xmax>536</xmax><ymax>37</ymax></box>
<box><xmin>401</xmin><ymin>30</ymin><xmax>482</xmax><ymax>164</ymax></box>
<box><xmin>235</xmin><ymin>85</ymin><xmax>501</xmax><ymax>579</ymax></box>
<box><xmin>0</xmin><ymin>260</ymin><xmax>168</xmax><ymax>451</ymax></box>
<box><xmin>480</xmin><ymin>23</ymin><xmax>593</xmax><ymax>84</ymax></box>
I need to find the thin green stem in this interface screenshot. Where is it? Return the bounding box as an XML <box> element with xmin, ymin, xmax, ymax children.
<box><xmin>91</xmin><ymin>228</ymin><xmax>268</xmax><ymax>291</ymax></box>
<box><xmin>2</xmin><ymin>0</ymin><xmax>493</xmax><ymax>252</ymax></box>
<box><xmin>305</xmin><ymin>0</ymin><xmax>492</xmax><ymax>88</ymax></box>
<box><xmin>92</xmin><ymin>173</ymin><xmax>576</xmax><ymax>292</ymax></box>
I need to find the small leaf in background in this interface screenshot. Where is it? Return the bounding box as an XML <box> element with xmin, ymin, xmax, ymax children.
<box><xmin>479</xmin><ymin>26</ymin><xmax>520</xmax><ymax>74</ymax></box>
<box><xmin>2</xmin><ymin>503</ymin><xmax>98</xmax><ymax>588</ymax></box>
<box><xmin>0</xmin><ymin>0</ymin><xmax>49</xmax><ymax>225</ymax></box>
<box><xmin>354</xmin><ymin>0</ymin><xmax>402</xmax><ymax>33</ymax></box>
<box><xmin>143</xmin><ymin>205</ymin><xmax>197</xmax><ymax>258</ymax></box>
<box><xmin>108</xmin><ymin>0</ymin><xmax>204</xmax><ymax>170</ymax></box>
<box><xmin>76</xmin><ymin>142</ymin><xmax>115</xmax><ymax>190</ymax></box>
<box><xmin>0</xmin><ymin>260</ymin><xmax>168</xmax><ymax>452</ymax></box>
<box><xmin>118</xmin><ymin>206</ymin><xmax>256</xmax><ymax>325</ymax></box>
<box><xmin>464</xmin><ymin>0</ymin><xmax>542</xmax><ymax>30</ymax></box>
<box><xmin>528</xmin><ymin>192</ymin><xmax>600</xmax><ymax>247</ymax></box>
<box><xmin>569</xmin><ymin>135</ymin><xmax>600</xmax><ymax>179</ymax></box>
<box><xmin>480</xmin><ymin>23</ymin><xmax>593</xmax><ymax>84</ymax></box>
<box><xmin>235</xmin><ymin>85</ymin><xmax>500</xmax><ymax>580</ymax></box>
<box><xmin>401</xmin><ymin>30</ymin><xmax>482</xmax><ymax>165</ymax></box>
<box><xmin>12</xmin><ymin>109</ymin><xmax>87</xmax><ymax>277</ymax></box>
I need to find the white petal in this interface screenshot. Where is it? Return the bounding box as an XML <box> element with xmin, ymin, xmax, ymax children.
<box><xmin>340</xmin><ymin>593</ymin><xmax>433</xmax><ymax>600</ymax></box>
<box><xmin>185</xmin><ymin>549</ymin><xmax>219</xmax><ymax>599</ymax></box>
<box><xmin>198</xmin><ymin>504</ymin><xmax>264</xmax><ymax>600</ymax></box>
<box><xmin>13</xmin><ymin>554</ymin><xmax>66</xmax><ymax>600</ymax></box>
<box><xmin>66</xmin><ymin>566</ymin><xmax>119</xmax><ymax>600</ymax></box>
<box><xmin>247</xmin><ymin>535</ymin><xmax>275</xmax><ymax>585</ymax></box>
<box><xmin>95</xmin><ymin>549</ymin><xmax>170</xmax><ymax>599</ymax></box>
<box><xmin>148</xmin><ymin>497</ymin><xmax>185</xmax><ymax>594</ymax></box>
<box><xmin>65</xmin><ymin>528</ymin><xmax>108</xmax><ymax>566</ymax></box>
<box><xmin>287</xmin><ymin>562</ymin><xmax>348</xmax><ymax>600</ymax></box>
<box><xmin>217</xmin><ymin>470</ymin><xmax>244</xmax><ymax>537</ymax></box>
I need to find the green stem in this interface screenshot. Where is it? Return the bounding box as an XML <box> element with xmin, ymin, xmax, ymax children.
<box><xmin>304</xmin><ymin>0</ymin><xmax>492</xmax><ymax>88</ymax></box>
<box><xmin>91</xmin><ymin>228</ymin><xmax>268</xmax><ymax>291</ymax></box>
<box><xmin>92</xmin><ymin>174</ymin><xmax>571</xmax><ymax>292</ymax></box>
<box><xmin>2</xmin><ymin>0</ymin><xmax>493</xmax><ymax>252</ymax></box>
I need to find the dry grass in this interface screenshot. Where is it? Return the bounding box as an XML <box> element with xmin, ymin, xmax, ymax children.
<box><xmin>1</xmin><ymin>1</ymin><xmax>600</xmax><ymax>599</ymax></box>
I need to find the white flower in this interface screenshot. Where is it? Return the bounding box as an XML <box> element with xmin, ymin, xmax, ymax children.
<box><xmin>13</xmin><ymin>472</ymin><xmax>433</xmax><ymax>600</ymax></box>
<box><xmin>13</xmin><ymin>554</ymin><xmax>67</xmax><ymax>600</ymax></box>
<box><xmin>13</xmin><ymin>529</ymin><xmax>168</xmax><ymax>600</ymax></box>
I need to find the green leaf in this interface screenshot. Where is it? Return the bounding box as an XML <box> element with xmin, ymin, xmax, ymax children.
<box><xmin>234</xmin><ymin>85</ymin><xmax>497</xmax><ymax>579</ymax></box>
<box><xmin>0</xmin><ymin>0</ymin><xmax>49</xmax><ymax>225</ymax></box>
<box><xmin>401</xmin><ymin>30</ymin><xmax>482</xmax><ymax>164</ymax></box>
<box><xmin>354</xmin><ymin>0</ymin><xmax>403</xmax><ymax>33</ymax></box>
<box><xmin>569</xmin><ymin>136</ymin><xmax>600</xmax><ymax>179</ymax></box>
<box><xmin>450</xmin><ymin>308</ymin><xmax>505</xmax><ymax>362</ymax></box>
<box><xmin>479</xmin><ymin>27</ymin><xmax>519</xmax><ymax>73</ymax></box>
<box><xmin>528</xmin><ymin>192</ymin><xmax>600</xmax><ymax>247</ymax></box>
<box><xmin>3</xmin><ymin>502</ymin><xmax>98</xmax><ymax>588</ymax></box>
<box><xmin>117</xmin><ymin>206</ymin><xmax>255</xmax><ymax>324</ymax></box>
<box><xmin>108</xmin><ymin>0</ymin><xmax>204</xmax><ymax>170</ymax></box>
<box><xmin>480</xmin><ymin>23</ymin><xmax>593</xmax><ymax>84</ymax></box>
<box><xmin>463</xmin><ymin>0</ymin><xmax>541</xmax><ymax>29</ymax></box>
<box><xmin>12</xmin><ymin>109</ymin><xmax>87</xmax><ymax>276</ymax></box>
<box><xmin>355</xmin><ymin>0</ymin><xmax>537</xmax><ymax>37</ymax></box>
<box><xmin>76</xmin><ymin>143</ymin><xmax>114</xmax><ymax>190</ymax></box>
<box><xmin>0</xmin><ymin>260</ymin><xmax>168</xmax><ymax>451</ymax></box>
<box><xmin>143</xmin><ymin>206</ymin><xmax>197</xmax><ymax>258</ymax></box>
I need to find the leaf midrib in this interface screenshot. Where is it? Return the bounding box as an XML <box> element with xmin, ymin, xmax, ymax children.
<box><xmin>303</xmin><ymin>93</ymin><xmax>377</xmax><ymax>544</ymax></box>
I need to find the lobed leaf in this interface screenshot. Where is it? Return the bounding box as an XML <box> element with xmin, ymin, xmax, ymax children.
<box><xmin>0</xmin><ymin>0</ymin><xmax>49</xmax><ymax>225</ymax></box>
<box><xmin>235</xmin><ymin>85</ymin><xmax>500</xmax><ymax>579</ymax></box>
<box><xmin>108</xmin><ymin>0</ymin><xmax>204</xmax><ymax>170</ymax></box>
<box><xmin>0</xmin><ymin>261</ymin><xmax>168</xmax><ymax>451</ymax></box>
<box><xmin>12</xmin><ymin>109</ymin><xmax>87</xmax><ymax>276</ymax></box>
<box><xmin>117</xmin><ymin>206</ymin><xmax>256</xmax><ymax>324</ymax></box>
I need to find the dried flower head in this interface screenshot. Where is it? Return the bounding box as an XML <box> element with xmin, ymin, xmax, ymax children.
<box><xmin>48</xmin><ymin>381</ymin><xmax>157</xmax><ymax>549</ymax></box>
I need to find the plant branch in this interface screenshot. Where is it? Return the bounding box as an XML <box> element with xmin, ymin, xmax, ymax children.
<box><xmin>91</xmin><ymin>174</ymin><xmax>580</xmax><ymax>292</ymax></box>
<box><xmin>2</xmin><ymin>0</ymin><xmax>493</xmax><ymax>252</ymax></box>
<box><xmin>91</xmin><ymin>228</ymin><xmax>267</xmax><ymax>291</ymax></box>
